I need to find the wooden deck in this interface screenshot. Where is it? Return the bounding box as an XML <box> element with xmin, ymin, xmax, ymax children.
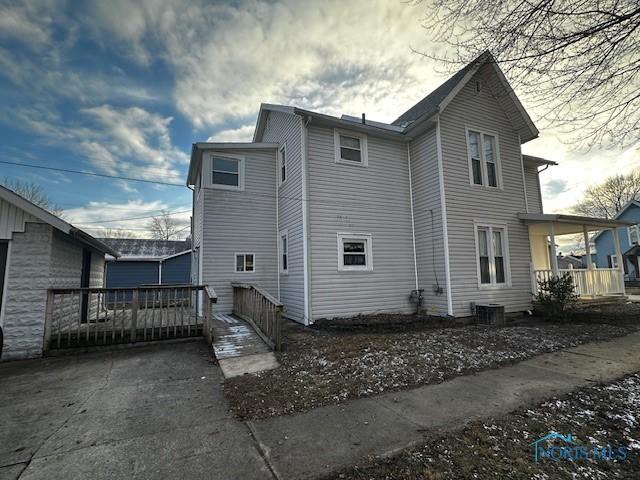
<box><xmin>211</xmin><ymin>313</ymin><xmax>270</xmax><ymax>360</ymax></box>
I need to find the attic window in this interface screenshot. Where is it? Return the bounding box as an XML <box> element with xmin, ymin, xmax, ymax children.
<box><xmin>475</xmin><ymin>81</ymin><xmax>482</xmax><ymax>93</ymax></box>
<box><xmin>334</xmin><ymin>129</ymin><xmax>368</xmax><ymax>167</ymax></box>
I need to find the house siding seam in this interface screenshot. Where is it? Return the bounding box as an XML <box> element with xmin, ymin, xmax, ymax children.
<box><xmin>409</xmin><ymin>127</ymin><xmax>450</xmax><ymax>315</ymax></box>
<box><xmin>439</xmin><ymin>64</ymin><xmax>533</xmax><ymax>316</ymax></box>
<box><xmin>201</xmin><ymin>148</ymin><xmax>279</xmax><ymax>314</ymax></box>
<box><xmin>307</xmin><ymin>124</ymin><xmax>416</xmax><ymax>319</ymax></box>
<box><xmin>261</xmin><ymin>111</ymin><xmax>306</xmax><ymax>322</ymax></box>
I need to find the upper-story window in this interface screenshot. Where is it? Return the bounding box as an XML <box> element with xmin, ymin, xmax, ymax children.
<box><xmin>334</xmin><ymin>129</ymin><xmax>368</xmax><ymax>167</ymax></box>
<box><xmin>280</xmin><ymin>229</ymin><xmax>288</xmax><ymax>273</ymax></box>
<box><xmin>278</xmin><ymin>145</ymin><xmax>286</xmax><ymax>185</ymax></box>
<box><xmin>467</xmin><ymin>130</ymin><xmax>499</xmax><ymax>188</ymax></box>
<box><xmin>629</xmin><ymin>224</ymin><xmax>640</xmax><ymax>245</ymax></box>
<box><xmin>211</xmin><ymin>154</ymin><xmax>244</xmax><ymax>191</ymax></box>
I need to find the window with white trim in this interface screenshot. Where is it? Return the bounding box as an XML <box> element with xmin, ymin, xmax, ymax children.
<box><xmin>628</xmin><ymin>224</ymin><xmax>640</xmax><ymax>245</ymax></box>
<box><xmin>475</xmin><ymin>225</ymin><xmax>508</xmax><ymax>286</ymax></box>
<box><xmin>609</xmin><ymin>255</ymin><xmax>620</xmax><ymax>269</ymax></box>
<box><xmin>278</xmin><ymin>145</ymin><xmax>286</xmax><ymax>185</ymax></box>
<box><xmin>280</xmin><ymin>230</ymin><xmax>288</xmax><ymax>273</ymax></box>
<box><xmin>211</xmin><ymin>155</ymin><xmax>244</xmax><ymax>190</ymax></box>
<box><xmin>467</xmin><ymin>130</ymin><xmax>499</xmax><ymax>187</ymax></box>
<box><xmin>337</xmin><ymin>233</ymin><xmax>373</xmax><ymax>271</ymax></box>
<box><xmin>334</xmin><ymin>129</ymin><xmax>368</xmax><ymax>166</ymax></box>
<box><xmin>235</xmin><ymin>253</ymin><xmax>254</xmax><ymax>273</ymax></box>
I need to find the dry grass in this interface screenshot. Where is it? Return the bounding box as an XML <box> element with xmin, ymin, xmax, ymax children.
<box><xmin>224</xmin><ymin>320</ymin><xmax>637</xmax><ymax>420</ymax></box>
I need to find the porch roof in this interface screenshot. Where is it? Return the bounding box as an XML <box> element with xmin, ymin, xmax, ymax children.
<box><xmin>518</xmin><ymin>212</ymin><xmax>634</xmax><ymax>235</ymax></box>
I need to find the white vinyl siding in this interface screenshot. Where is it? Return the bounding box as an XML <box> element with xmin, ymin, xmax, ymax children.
<box><xmin>440</xmin><ymin>64</ymin><xmax>532</xmax><ymax>316</ymax></box>
<box><xmin>409</xmin><ymin>128</ymin><xmax>449</xmax><ymax>315</ymax></box>
<box><xmin>200</xmin><ymin>148</ymin><xmax>278</xmax><ymax>313</ymax></box>
<box><xmin>308</xmin><ymin>125</ymin><xmax>415</xmax><ymax>319</ymax></box>
<box><xmin>523</xmin><ymin>164</ymin><xmax>544</xmax><ymax>213</ymax></box>
<box><xmin>261</xmin><ymin>111</ymin><xmax>305</xmax><ymax>321</ymax></box>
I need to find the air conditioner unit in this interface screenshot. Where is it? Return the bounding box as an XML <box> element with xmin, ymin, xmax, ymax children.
<box><xmin>472</xmin><ymin>303</ymin><xmax>505</xmax><ymax>325</ymax></box>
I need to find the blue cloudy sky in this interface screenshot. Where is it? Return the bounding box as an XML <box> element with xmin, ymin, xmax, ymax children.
<box><xmin>1</xmin><ymin>0</ymin><xmax>637</xmax><ymax>240</ymax></box>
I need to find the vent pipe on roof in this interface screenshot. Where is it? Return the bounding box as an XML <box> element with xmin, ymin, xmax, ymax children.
<box><xmin>361</xmin><ymin>113</ymin><xmax>366</xmax><ymax>124</ymax></box>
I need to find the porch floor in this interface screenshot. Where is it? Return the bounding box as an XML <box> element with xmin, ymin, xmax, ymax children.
<box><xmin>211</xmin><ymin>313</ymin><xmax>278</xmax><ymax>378</ymax></box>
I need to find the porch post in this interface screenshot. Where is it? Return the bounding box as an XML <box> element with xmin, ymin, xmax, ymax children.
<box><xmin>549</xmin><ymin>223</ymin><xmax>559</xmax><ymax>276</ymax></box>
<box><xmin>583</xmin><ymin>226</ymin><xmax>594</xmax><ymax>269</ymax></box>
<box><xmin>613</xmin><ymin>227</ymin><xmax>626</xmax><ymax>294</ymax></box>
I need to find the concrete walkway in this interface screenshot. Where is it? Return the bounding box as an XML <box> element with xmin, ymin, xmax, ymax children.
<box><xmin>211</xmin><ymin>313</ymin><xmax>278</xmax><ymax>378</ymax></box>
<box><xmin>247</xmin><ymin>331</ymin><xmax>640</xmax><ymax>479</ymax></box>
<box><xmin>1</xmin><ymin>332</ymin><xmax>639</xmax><ymax>480</ymax></box>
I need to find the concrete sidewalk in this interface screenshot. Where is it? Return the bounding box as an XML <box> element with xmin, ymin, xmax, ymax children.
<box><xmin>248</xmin><ymin>332</ymin><xmax>640</xmax><ymax>479</ymax></box>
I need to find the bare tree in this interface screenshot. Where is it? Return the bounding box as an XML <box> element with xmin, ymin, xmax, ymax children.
<box><xmin>573</xmin><ymin>170</ymin><xmax>640</xmax><ymax>218</ymax></box>
<box><xmin>101</xmin><ymin>228</ymin><xmax>138</xmax><ymax>239</ymax></box>
<box><xmin>1</xmin><ymin>178</ymin><xmax>63</xmax><ymax>216</ymax></box>
<box><xmin>414</xmin><ymin>0</ymin><xmax>640</xmax><ymax>148</ymax></box>
<box><xmin>147</xmin><ymin>210</ymin><xmax>179</xmax><ymax>240</ymax></box>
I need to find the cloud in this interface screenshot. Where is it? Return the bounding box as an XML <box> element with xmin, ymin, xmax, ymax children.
<box><xmin>207</xmin><ymin>124</ymin><xmax>255</xmax><ymax>142</ymax></box>
<box><xmin>544</xmin><ymin>179</ymin><xmax>568</xmax><ymax>197</ymax></box>
<box><xmin>6</xmin><ymin>104</ymin><xmax>187</xmax><ymax>189</ymax></box>
<box><xmin>84</xmin><ymin>0</ymin><xmax>438</xmax><ymax>129</ymax></box>
<box><xmin>0</xmin><ymin>3</ymin><xmax>55</xmax><ymax>48</ymax></box>
<box><xmin>65</xmin><ymin>199</ymin><xmax>191</xmax><ymax>237</ymax></box>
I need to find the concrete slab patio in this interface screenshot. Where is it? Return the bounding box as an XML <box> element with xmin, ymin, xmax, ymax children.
<box><xmin>0</xmin><ymin>342</ymin><xmax>272</xmax><ymax>480</ymax></box>
<box><xmin>2</xmin><ymin>331</ymin><xmax>639</xmax><ymax>480</ymax></box>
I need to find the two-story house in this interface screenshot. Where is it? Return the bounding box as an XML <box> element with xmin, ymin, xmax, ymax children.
<box><xmin>187</xmin><ymin>51</ymin><xmax>630</xmax><ymax>325</ymax></box>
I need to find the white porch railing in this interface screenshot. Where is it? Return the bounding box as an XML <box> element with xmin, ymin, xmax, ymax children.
<box><xmin>532</xmin><ymin>268</ymin><xmax>624</xmax><ymax>297</ymax></box>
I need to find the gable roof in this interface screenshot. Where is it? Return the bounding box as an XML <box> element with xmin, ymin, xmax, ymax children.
<box><xmin>0</xmin><ymin>185</ymin><xmax>119</xmax><ymax>257</ymax></box>
<box><xmin>392</xmin><ymin>50</ymin><xmax>539</xmax><ymax>142</ymax></box>
<box><xmin>98</xmin><ymin>238</ymin><xmax>191</xmax><ymax>260</ymax></box>
<box><xmin>592</xmin><ymin>199</ymin><xmax>640</xmax><ymax>242</ymax></box>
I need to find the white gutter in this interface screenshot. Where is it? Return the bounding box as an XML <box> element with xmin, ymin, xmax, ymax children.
<box><xmin>436</xmin><ymin>116</ymin><xmax>454</xmax><ymax>316</ymax></box>
<box><xmin>406</xmin><ymin>143</ymin><xmax>419</xmax><ymax>290</ymax></box>
<box><xmin>301</xmin><ymin>115</ymin><xmax>312</xmax><ymax>324</ymax></box>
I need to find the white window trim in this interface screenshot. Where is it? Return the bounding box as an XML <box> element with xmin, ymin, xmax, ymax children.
<box><xmin>473</xmin><ymin>222</ymin><xmax>511</xmax><ymax>289</ymax></box>
<box><xmin>279</xmin><ymin>229</ymin><xmax>288</xmax><ymax>274</ymax></box>
<box><xmin>337</xmin><ymin>232</ymin><xmax>373</xmax><ymax>272</ymax></box>
<box><xmin>628</xmin><ymin>224</ymin><xmax>640</xmax><ymax>246</ymax></box>
<box><xmin>207</xmin><ymin>153</ymin><xmax>245</xmax><ymax>191</ymax></box>
<box><xmin>609</xmin><ymin>255</ymin><xmax>620</xmax><ymax>269</ymax></box>
<box><xmin>234</xmin><ymin>252</ymin><xmax>255</xmax><ymax>273</ymax></box>
<box><xmin>465</xmin><ymin>126</ymin><xmax>502</xmax><ymax>189</ymax></box>
<box><xmin>278</xmin><ymin>144</ymin><xmax>287</xmax><ymax>187</ymax></box>
<box><xmin>334</xmin><ymin>129</ymin><xmax>368</xmax><ymax>167</ymax></box>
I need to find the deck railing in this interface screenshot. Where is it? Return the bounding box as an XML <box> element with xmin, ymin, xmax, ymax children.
<box><xmin>231</xmin><ymin>282</ymin><xmax>283</xmax><ymax>350</ymax></box>
<box><xmin>44</xmin><ymin>285</ymin><xmax>216</xmax><ymax>351</ymax></box>
<box><xmin>532</xmin><ymin>268</ymin><xmax>624</xmax><ymax>297</ymax></box>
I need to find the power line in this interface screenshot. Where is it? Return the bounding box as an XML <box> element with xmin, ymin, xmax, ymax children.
<box><xmin>78</xmin><ymin>209</ymin><xmax>191</xmax><ymax>224</ymax></box>
<box><xmin>0</xmin><ymin>160</ymin><xmax>186</xmax><ymax>187</ymax></box>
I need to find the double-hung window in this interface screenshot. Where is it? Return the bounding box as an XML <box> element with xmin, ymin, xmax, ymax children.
<box><xmin>475</xmin><ymin>224</ymin><xmax>508</xmax><ymax>286</ymax></box>
<box><xmin>334</xmin><ymin>129</ymin><xmax>368</xmax><ymax>166</ymax></box>
<box><xmin>337</xmin><ymin>233</ymin><xmax>373</xmax><ymax>271</ymax></box>
<box><xmin>278</xmin><ymin>145</ymin><xmax>286</xmax><ymax>185</ymax></box>
<box><xmin>235</xmin><ymin>253</ymin><xmax>254</xmax><ymax>273</ymax></box>
<box><xmin>280</xmin><ymin>230</ymin><xmax>288</xmax><ymax>273</ymax></box>
<box><xmin>467</xmin><ymin>130</ymin><xmax>499</xmax><ymax>187</ymax></box>
<box><xmin>629</xmin><ymin>224</ymin><xmax>640</xmax><ymax>245</ymax></box>
<box><xmin>211</xmin><ymin>155</ymin><xmax>244</xmax><ymax>190</ymax></box>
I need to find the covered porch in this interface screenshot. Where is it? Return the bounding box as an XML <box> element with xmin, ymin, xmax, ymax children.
<box><xmin>519</xmin><ymin>213</ymin><xmax>634</xmax><ymax>297</ymax></box>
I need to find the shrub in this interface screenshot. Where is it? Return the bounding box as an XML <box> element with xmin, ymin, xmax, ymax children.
<box><xmin>535</xmin><ymin>274</ymin><xmax>578</xmax><ymax>321</ymax></box>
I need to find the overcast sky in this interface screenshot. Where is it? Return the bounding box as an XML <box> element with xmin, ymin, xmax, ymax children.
<box><xmin>1</xmin><ymin>0</ymin><xmax>637</xmax><ymax>242</ymax></box>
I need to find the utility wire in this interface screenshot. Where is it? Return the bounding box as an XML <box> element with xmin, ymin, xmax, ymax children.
<box><xmin>0</xmin><ymin>160</ymin><xmax>185</xmax><ymax>187</ymax></box>
<box><xmin>78</xmin><ymin>209</ymin><xmax>191</xmax><ymax>224</ymax></box>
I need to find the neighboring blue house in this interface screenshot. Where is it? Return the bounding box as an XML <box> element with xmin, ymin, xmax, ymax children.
<box><xmin>593</xmin><ymin>200</ymin><xmax>640</xmax><ymax>280</ymax></box>
<box><xmin>99</xmin><ymin>238</ymin><xmax>192</xmax><ymax>289</ymax></box>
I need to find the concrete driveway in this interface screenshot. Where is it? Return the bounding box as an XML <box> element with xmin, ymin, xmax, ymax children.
<box><xmin>0</xmin><ymin>341</ymin><xmax>272</xmax><ymax>480</ymax></box>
